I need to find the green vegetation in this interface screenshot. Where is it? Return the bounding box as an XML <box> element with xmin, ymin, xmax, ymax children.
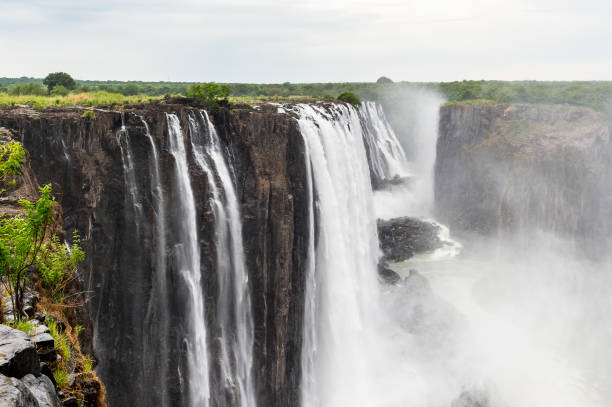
<box><xmin>81</xmin><ymin>110</ymin><xmax>96</xmax><ymax>120</ymax></box>
<box><xmin>0</xmin><ymin>140</ymin><xmax>85</xmax><ymax>320</ymax></box>
<box><xmin>0</xmin><ymin>75</ymin><xmax>611</xmax><ymax>120</ymax></box>
<box><xmin>0</xmin><ymin>91</ymin><xmax>159</xmax><ymax>110</ymax></box>
<box><xmin>337</xmin><ymin>91</ymin><xmax>361</xmax><ymax>107</ymax></box>
<box><xmin>0</xmin><ymin>141</ymin><xmax>25</xmax><ymax>189</ymax></box>
<box><xmin>8</xmin><ymin>83</ymin><xmax>47</xmax><ymax>96</ymax></box>
<box><xmin>50</xmin><ymin>85</ymin><xmax>70</xmax><ymax>96</ymax></box>
<box><xmin>10</xmin><ymin>318</ymin><xmax>35</xmax><ymax>335</ymax></box>
<box><xmin>43</xmin><ymin>72</ymin><xmax>76</xmax><ymax>92</ymax></box>
<box><xmin>185</xmin><ymin>82</ymin><xmax>231</xmax><ymax>106</ymax></box>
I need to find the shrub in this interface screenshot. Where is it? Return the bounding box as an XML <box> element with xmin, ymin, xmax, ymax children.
<box><xmin>43</xmin><ymin>72</ymin><xmax>76</xmax><ymax>92</ymax></box>
<box><xmin>185</xmin><ymin>83</ymin><xmax>231</xmax><ymax>106</ymax></box>
<box><xmin>81</xmin><ymin>110</ymin><xmax>96</xmax><ymax>120</ymax></box>
<box><xmin>50</xmin><ymin>85</ymin><xmax>70</xmax><ymax>96</ymax></box>
<box><xmin>0</xmin><ymin>141</ymin><xmax>25</xmax><ymax>187</ymax></box>
<box><xmin>8</xmin><ymin>83</ymin><xmax>47</xmax><ymax>96</ymax></box>
<box><xmin>337</xmin><ymin>91</ymin><xmax>361</xmax><ymax>107</ymax></box>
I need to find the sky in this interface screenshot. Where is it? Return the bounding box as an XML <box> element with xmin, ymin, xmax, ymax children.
<box><xmin>1</xmin><ymin>0</ymin><xmax>611</xmax><ymax>83</ymax></box>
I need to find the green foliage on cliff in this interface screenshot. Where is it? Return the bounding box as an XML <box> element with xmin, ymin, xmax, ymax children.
<box><xmin>82</xmin><ymin>110</ymin><xmax>96</xmax><ymax>119</ymax></box>
<box><xmin>185</xmin><ymin>82</ymin><xmax>231</xmax><ymax>106</ymax></box>
<box><xmin>0</xmin><ymin>141</ymin><xmax>25</xmax><ymax>188</ymax></box>
<box><xmin>337</xmin><ymin>91</ymin><xmax>361</xmax><ymax>107</ymax></box>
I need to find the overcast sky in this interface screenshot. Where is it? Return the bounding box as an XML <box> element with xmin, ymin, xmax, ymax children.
<box><xmin>1</xmin><ymin>0</ymin><xmax>611</xmax><ymax>82</ymax></box>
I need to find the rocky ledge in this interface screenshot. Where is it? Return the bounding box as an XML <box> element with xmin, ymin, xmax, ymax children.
<box><xmin>0</xmin><ymin>325</ymin><xmax>60</xmax><ymax>407</ymax></box>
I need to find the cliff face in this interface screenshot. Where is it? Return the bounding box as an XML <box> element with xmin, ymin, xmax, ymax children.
<box><xmin>435</xmin><ymin>103</ymin><xmax>612</xmax><ymax>253</ymax></box>
<box><xmin>0</xmin><ymin>103</ymin><xmax>309</xmax><ymax>407</ymax></box>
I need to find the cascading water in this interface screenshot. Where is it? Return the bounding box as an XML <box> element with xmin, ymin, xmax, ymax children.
<box><xmin>166</xmin><ymin>113</ymin><xmax>211</xmax><ymax>407</ymax></box>
<box><xmin>359</xmin><ymin>101</ymin><xmax>410</xmax><ymax>183</ymax></box>
<box><xmin>188</xmin><ymin>110</ymin><xmax>256</xmax><ymax>407</ymax></box>
<box><xmin>140</xmin><ymin>117</ymin><xmax>170</xmax><ymax>407</ymax></box>
<box><xmin>296</xmin><ymin>103</ymin><xmax>425</xmax><ymax>406</ymax></box>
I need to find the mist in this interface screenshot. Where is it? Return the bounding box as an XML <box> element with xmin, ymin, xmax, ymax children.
<box><xmin>372</xmin><ymin>87</ymin><xmax>612</xmax><ymax>406</ymax></box>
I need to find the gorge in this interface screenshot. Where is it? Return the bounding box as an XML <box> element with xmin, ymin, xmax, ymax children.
<box><xmin>0</xmin><ymin>92</ymin><xmax>611</xmax><ymax>407</ymax></box>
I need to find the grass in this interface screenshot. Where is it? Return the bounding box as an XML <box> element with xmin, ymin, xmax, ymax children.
<box><xmin>0</xmin><ymin>91</ymin><xmax>162</xmax><ymax>110</ymax></box>
<box><xmin>46</xmin><ymin>317</ymin><xmax>71</xmax><ymax>361</ymax></box>
<box><xmin>11</xmin><ymin>319</ymin><xmax>35</xmax><ymax>335</ymax></box>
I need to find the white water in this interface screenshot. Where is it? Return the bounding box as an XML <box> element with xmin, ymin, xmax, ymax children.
<box><xmin>166</xmin><ymin>113</ymin><xmax>211</xmax><ymax>407</ymax></box>
<box><xmin>359</xmin><ymin>101</ymin><xmax>410</xmax><ymax>182</ymax></box>
<box><xmin>297</xmin><ymin>98</ymin><xmax>608</xmax><ymax>407</ymax></box>
<box><xmin>188</xmin><ymin>110</ymin><xmax>256</xmax><ymax>407</ymax></box>
<box><xmin>116</xmin><ymin>114</ymin><xmax>144</xmax><ymax>233</ymax></box>
<box><xmin>373</xmin><ymin>93</ymin><xmax>608</xmax><ymax>406</ymax></box>
<box><xmin>140</xmin><ymin>117</ymin><xmax>170</xmax><ymax>406</ymax></box>
<box><xmin>296</xmin><ymin>103</ymin><xmax>426</xmax><ymax>406</ymax></box>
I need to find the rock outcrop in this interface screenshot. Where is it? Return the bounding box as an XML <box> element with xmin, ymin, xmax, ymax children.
<box><xmin>378</xmin><ymin>217</ymin><xmax>443</xmax><ymax>262</ymax></box>
<box><xmin>0</xmin><ymin>103</ymin><xmax>309</xmax><ymax>407</ymax></box>
<box><xmin>435</xmin><ymin>103</ymin><xmax>612</xmax><ymax>254</ymax></box>
<box><xmin>0</xmin><ymin>325</ymin><xmax>61</xmax><ymax>407</ymax></box>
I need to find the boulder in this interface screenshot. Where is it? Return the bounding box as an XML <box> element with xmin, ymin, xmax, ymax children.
<box><xmin>0</xmin><ymin>325</ymin><xmax>40</xmax><ymax>378</ymax></box>
<box><xmin>30</xmin><ymin>333</ymin><xmax>54</xmax><ymax>349</ymax></box>
<box><xmin>378</xmin><ymin>217</ymin><xmax>443</xmax><ymax>262</ymax></box>
<box><xmin>22</xmin><ymin>374</ymin><xmax>61</xmax><ymax>407</ymax></box>
<box><xmin>377</xmin><ymin>262</ymin><xmax>401</xmax><ymax>285</ymax></box>
<box><xmin>0</xmin><ymin>374</ymin><xmax>39</xmax><ymax>406</ymax></box>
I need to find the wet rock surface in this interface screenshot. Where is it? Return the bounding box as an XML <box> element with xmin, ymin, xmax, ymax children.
<box><xmin>0</xmin><ymin>103</ymin><xmax>309</xmax><ymax>407</ymax></box>
<box><xmin>378</xmin><ymin>216</ymin><xmax>443</xmax><ymax>262</ymax></box>
<box><xmin>435</xmin><ymin>103</ymin><xmax>612</xmax><ymax>254</ymax></box>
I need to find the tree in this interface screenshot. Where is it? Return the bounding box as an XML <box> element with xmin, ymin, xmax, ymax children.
<box><xmin>376</xmin><ymin>76</ymin><xmax>393</xmax><ymax>85</ymax></box>
<box><xmin>43</xmin><ymin>72</ymin><xmax>76</xmax><ymax>92</ymax></box>
<box><xmin>185</xmin><ymin>83</ymin><xmax>231</xmax><ymax>105</ymax></box>
<box><xmin>337</xmin><ymin>91</ymin><xmax>361</xmax><ymax>108</ymax></box>
<box><xmin>0</xmin><ymin>141</ymin><xmax>84</xmax><ymax>320</ymax></box>
<box><xmin>50</xmin><ymin>85</ymin><xmax>70</xmax><ymax>96</ymax></box>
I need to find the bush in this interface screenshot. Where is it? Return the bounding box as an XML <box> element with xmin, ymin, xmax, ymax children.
<box><xmin>81</xmin><ymin>110</ymin><xmax>96</xmax><ymax>120</ymax></box>
<box><xmin>337</xmin><ymin>91</ymin><xmax>361</xmax><ymax>107</ymax></box>
<box><xmin>43</xmin><ymin>72</ymin><xmax>76</xmax><ymax>92</ymax></box>
<box><xmin>8</xmin><ymin>83</ymin><xmax>47</xmax><ymax>96</ymax></box>
<box><xmin>185</xmin><ymin>83</ymin><xmax>231</xmax><ymax>106</ymax></box>
<box><xmin>50</xmin><ymin>85</ymin><xmax>70</xmax><ymax>96</ymax></box>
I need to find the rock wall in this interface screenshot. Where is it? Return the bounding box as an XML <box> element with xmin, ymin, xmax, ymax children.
<box><xmin>435</xmin><ymin>103</ymin><xmax>612</xmax><ymax>254</ymax></box>
<box><xmin>0</xmin><ymin>103</ymin><xmax>309</xmax><ymax>407</ymax></box>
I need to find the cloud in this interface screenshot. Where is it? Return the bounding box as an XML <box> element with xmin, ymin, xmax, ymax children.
<box><xmin>0</xmin><ymin>0</ymin><xmax>610</xmax><ymax>81</ymax></box>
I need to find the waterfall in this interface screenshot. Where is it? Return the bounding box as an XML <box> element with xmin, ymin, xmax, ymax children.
<box><xmin>166</xmin><ymin>113</ymin><xmax>211</xmax><ymax>407</ymax></box>
<box><xmin>140</xmin><ymin>117</ymin><xmax>170</xmax><ymax>407</ymax></box>
<box><xmin>188</xmin><ymin>110</ymin><xmax>256</xmax><ymax>407</ymax></box>
<box><xmin>359</xmin><ymin>101</ymin><xmax>410</xmax><ymax>183</ymax></box>
<box><xmin>116</xmin><ymin>114</ymin><xmax>144</xmax><ymax>234</ymax></box>
<box><xmin>295</xmin><ymin>104</ymin><xmax>384</xmax><ymax>406</ymax></box>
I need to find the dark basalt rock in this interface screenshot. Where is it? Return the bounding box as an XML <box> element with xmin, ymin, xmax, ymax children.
<box><xmin>435</xmin><ymin>103</ymin><xmax>612</xmax><ymax>255</ymax></box>
<box><xmin>0</xmin><ymin>103</ymin><xmax>310</xmax><ymax>407</ymax></box>
<box><xmin>0</xmin><ymin>325</ymin><xmax>40</xmax><ymax>378</ymax></box>
<box><xmin>378</xmin><ymin>217</ymin><xmax>443</xmax><ymax>262</ymax></box>
<box><xmin>377</xmin><ymin>262</ymin><xmax>401</xmax><ymax>285</ymax></box>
